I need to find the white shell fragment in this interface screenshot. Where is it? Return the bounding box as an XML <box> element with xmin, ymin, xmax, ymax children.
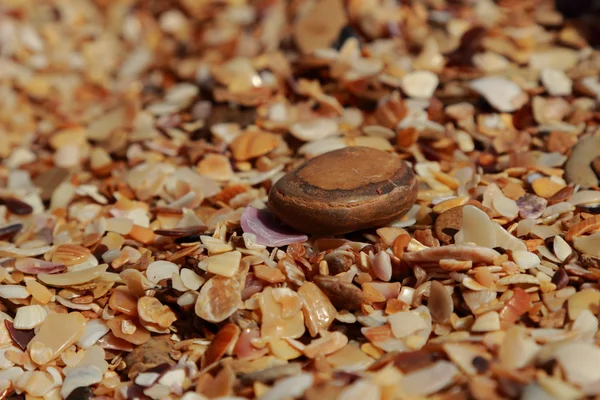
<box><xmin>574</xmin><ymin>233</ymin><xmax>600</xmax><ymax>257</ymax></box>
<box><xmin>471</xmin><ymin>311</ymin><xmax>500</xmax><ymax>332</ymax></box>
<box><xmin>552</xmin><ymin>342</ymin><xmax>600</xmax><ymax>386</ymax></box>
<box><xmin>455</xmin><ymin>205</ymin><xmax>496</xmax><ymax>248</ymax></box>
<box><xmin>568</xmin><ymin>190</ymin><xmax>600</xmax><ymax>206</ymax></box>
<box><xmin>260</xmin><ymin>373</ymin><xmax>314</xmax><ymax>400</ymax></box>
<box><xmin>541</xmin><ymin>68</ymin><xmax>572</xmax><ymax>96</ymax></box>
<box><xmin>512</xmin><ymin>251</ymin><xmax>540</xmax><ymax>270</ymax></box>
<box><xmin>553</xmin><ymin>235</ymin><xmax>572</xmax><ymax>261</ymax></box>
<box><xmin>530</xmin><ymin>48</ymin><xmax>579</xmax><ymax>71</ymax></box>
<box><xmin>0</xmin><ymin>285</ymin><xmax>31</xmax><ymax>299</ymax></box>
<box><xmin>388</xmin><ymin>310</ymin><xmax>427</xmax><ymax>339</ymax></box>
<box><xmin>200</xmin><ymin>235</ymin><xmax>233</xmax><ymax>254</ymax></box>
<box><xmin>181</xmin><ymin>268</ymin><xmax>206</xmax><ymax>291</ymax></box>
<box><xmin>401</xmin><ymin>71</ymin><xmax>439</xmax><ymax>99</ymax></box>
<box><xmin>146</xmin><ymin>260</ymin><xmax>180</xmax><ymax>284</ymax></box>
<box><xmin>60</xmin><ymin>365</ymin><xmax>103</xmax><ymax>399</ymax></box>
<box><xmin>13</xmin><ymin>305</ymin><xmax>48</xmax><ymax>330</ymax></box>
<box><xmin>77</xmin><ymin>319</ymin><xmax>110</xmax><ymax>349</ymax></box>
<box><xmin>493</xmin><ymin>195</ymin><xmax>519</xmax><ymax>219</ymax></box>
<box><xmin>469</xmin><ymin>76</ymin><xmax>528</xmax><ymax>112</ymax></box>
<box><xmin>290</xmin><ymin>118</ymin><xmax>339</xmax><ymax>142</ymax></box>
<box><xmin>400</xmin><ymin>361</ymin><xmax>459</xmax><ymax>396</ymax></box>
<box><xmin>199</xmin><ymin>250</ymin><xmax>242</xmax><ymax>277</ymax></box>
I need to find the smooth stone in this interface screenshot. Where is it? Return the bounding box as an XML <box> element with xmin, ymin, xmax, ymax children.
<box><xmin>268</xmin><ymin>146</ymin><xmax>417</xmax><ymax>235</ymax></box>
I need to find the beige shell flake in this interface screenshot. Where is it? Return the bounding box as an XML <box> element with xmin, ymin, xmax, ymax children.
<box><xmin>495</xmin><ymin>274</ymin><xmax>541</xmax><ymax>286</ymax></box>
<box><xmin>552</xmin><ymin>342</ymin><xmax>600</xmax><ymax>386</ymax></box>
<box><xmin>443</xmin><ymin>342</ymin><xmax>491</xmax><ymax>375</ymax></box>
<box><xmin>229</xmin><ymin>131</ymin><xmax>281</xmax><ymax>161</ymax></box>
<box><xmin>400</xmin><ymin>361</ymin><xmax>459</xmax><ymax>397</ymax></box>
<box><xmin>260</xmin><ymin>287</ymin><xmax>305</xmax><ymax>341</ymax></box>
<box><xmin>200</xmin><ymin>235</ymin><xmax>233</xmax><ymax>254</ymax></box>
<box><xmin>303</xmin><ymin>331</ymin><xmax>348</xmax><ymax>359</ymax></box>
<box><xmin>137</xmin><ymin>296</ymin><xmax>177</xmax><ymax>328</ymax></box>
<box><xmin>13</xmin><ymin>370</ymin><xmax>56</xmax><ymax>397</ymax></box>
<box><xmin>38</xmin><ymin>264</ymin><xmax>108</xmax><ymax>287</ymax></box>
<box><xmin>146</xmin><ymin>260</ymin><xmax>180</xmax><ymax>284</ymax></box>
<box><xmin>471</xmin><ymin>311</ymin><xmax>501</xmax><ymax>332</ymax></box>
<box><xmin>290</xmin><ymin>118</ymin><xmax>339</xmax><ymax>142</ymax></box>
<box><xmin>511</xmin><ymin>251</ymin><xmax>540</xmax><ymax>270</ymax></box>
<box><xmin>106</xmin><ymin>314</ymin><xmax>150</xmax><ymax>345</ymax></box>
<box><xmin>195</xmin><ymin>276</ymin><xmax>241</xmax><ymax>323</ymax></box>
<box><xmin>428</xmin><ymin>281</ymin><xmax>454</xmax><ymax>323</ymax></box>
<box><xmin>567</xmin><ymin>289</ymin><xmax>600</xmax><ymax>321</ymax></box>
<box><xmin>27</xmin><ymin>312</ymin><xmax>87</xmax><ymax>365</ymax></box>
<box><xmin>401</xmin><ymin>71</ymin><xmax>439</xmax><ymax>99</ymax></box>
<box><xmin>298</xmin><ymin>282</ymin><xmax>337</xmax><ymax>337</ymax></box>
<box><xmin>388</xmin><ymin>311</ymin><xmax>427</xmax><ymax>339</ymax></box>
<box><xmin>51</xmin><ymin>244</ymin><xmax>91</xmax><ymax>266</ymax></box>
<box><xmin>199</xmin><ymin>250</ymin><xmax>242</xmax><ymax>277</ymax></box>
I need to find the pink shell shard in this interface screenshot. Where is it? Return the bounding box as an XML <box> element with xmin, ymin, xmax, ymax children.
<box><xmin>15</xmin><ymin>258</ymin><xmax>67</xmax><ymax>275</ymax></box>
<box><xmin>241</xmin><ymin>207</ymin><xmax>308</xmax><ymax>247</ymax></box>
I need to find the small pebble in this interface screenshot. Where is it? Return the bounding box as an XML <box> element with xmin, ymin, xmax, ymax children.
<box><xmin>65</xmin><ymin>387</ymin><xmax>93</xmax><ymax>400</ymax></box>
<box><xmin>0</xmin><ymin>197</ymin><xmax>33</xmax><ymax>215</ymax></box>
<box><xmin>332</xmin><ymin>25</ymin><xmax>361</xmax><ymax>50</ymax></box>
<box><xmin>0</xmin><ymin>223</ymin><xmax>23</xmax><ymax>241</ymax></box>
<box><xmin>472</xmin><ymin>356</ymin><xmax>490</xmax><ymax>373</ymax></box>
<box><xmin>552</xmin><ymin>268</ymin><xmax>569</xmax><ymax>290</ymax></box>
<box><xmin>268</xmin><ymin>147</ymin><xmax>417</xmax><ymax>235</ymax></box>
<box><xmin>123</xmin><ymin>335</ymin><xmax>175</xmax><ymax>376</ymax></box>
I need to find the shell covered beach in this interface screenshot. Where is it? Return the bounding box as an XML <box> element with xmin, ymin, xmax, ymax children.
<box><xmin>2</xmin><ymin>0</ymin><xmax>600</xmax><ymax>399</ymax></box>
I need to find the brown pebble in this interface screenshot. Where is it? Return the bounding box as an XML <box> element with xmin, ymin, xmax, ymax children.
<box><xmin>551</xmin><ymin>268</ymin><xmax>569</xmax><ymax>290</ymax></box>
<box><xmin>65</xmin><ymin>386</ymin><xmax>93</xmax><ymax>400</ymax></box>
<box><xmin>0</xmin><ymin>223</ymin><xmax>23</xmax><ymax>241</ymax></box>
<box><xmin>434</xmin><ymin>203</ymin><xmax>493</xmax><ymax>244</ymax></box>
<box><xmin>324</xmin><ymin>252</ymin><xmax>353</xmax><ymax>275</ymax></box>
<box><xmin>592</xmin><ymin>156</ymin><xmax>600</xmax><ymax>178</ymax></box>
<box><xmin>268</xmin><ymin>147</ymin><xmax>417</xmax><ymax>235</ymax></box>
<box><xmin>1</xmin><ymin>197</ymin><xmax>33</xmax><ymax>215</ymax></box>
<box><xmin>123</xmin><ymin>335</ymin><xmax>175</xmax><ymax>377</ymax></box>
<box><xmin>472</xmin><ymin>356</ymin><xmax>490</xmax><ymax>373</ymax></box>
<box><xmin>547</xmin><ymin>185</ymin><xmax>574</xmax><ymax>205</ymax></box>
<box><xmin>313</xmin><ymin>275</ymin><xmax>367</xmax><ymax>311</ymax></box>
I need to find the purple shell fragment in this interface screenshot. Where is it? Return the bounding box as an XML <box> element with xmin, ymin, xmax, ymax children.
<box><xmin>15</xmin><ymin>258</ymin><xmax>67</xmax><ymax>275</ymax></box>
<box><xmin>241</xmin><ymin>207</ymin><xmax>308</xmax><ymax>247</ymax></box>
